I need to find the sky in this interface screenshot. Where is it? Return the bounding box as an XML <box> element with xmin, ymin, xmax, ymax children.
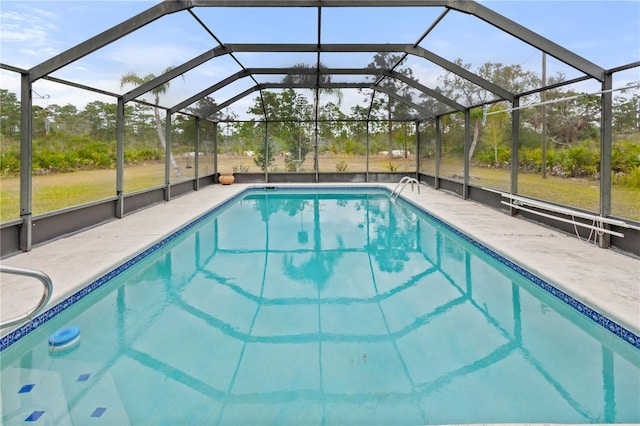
<box><xmin>1</xmin><ymin>0</ymin><xmax>639</xmax><ymax>120</ymax></box>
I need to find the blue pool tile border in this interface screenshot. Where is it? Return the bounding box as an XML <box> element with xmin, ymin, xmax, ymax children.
<box><xmin>399</xmin><ymin>194</ymin><xmax>640</xmax><ymax>351</ymax></box>
<box><xmin>0</xmin><ymin>189</ymin><xmax>245</xmax><ymax>352</ymax></box>
<box><xmin>1</xmin><ymin>185</ymin><xmax>638</xmax><ymax>352</ymax></box>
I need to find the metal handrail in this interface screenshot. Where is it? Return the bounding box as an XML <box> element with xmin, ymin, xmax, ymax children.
<box><xmin>0</xmin><ymin>264</ymin><xmax>53</xmax><ymax>328</ymax></box>
<box><xmin>390</xmin><ymin>176</ymin><xmax>420</xmax><ymax>200</ymax></box>
<box><xmin>390</xmin><ymin>176</ymin><xmax>412</xmax><ymax>198</ymax></box>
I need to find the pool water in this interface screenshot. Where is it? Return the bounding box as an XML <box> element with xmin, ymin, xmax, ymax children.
<box><xmin>2</xmin><ymin>188</ymin><xmax>639</xmax><ymax>425</ymax></box>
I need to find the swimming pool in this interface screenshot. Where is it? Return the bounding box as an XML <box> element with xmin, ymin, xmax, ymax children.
<box><xmin>1</xmin><ymin>187</ymin><xmax>639</xmax><ymax>424</ymax></box>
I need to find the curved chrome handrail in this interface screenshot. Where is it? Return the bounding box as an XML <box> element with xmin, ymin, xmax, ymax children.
<box><xmin>390</xmin><ymin>176</ymin><xmax>421</xmax><ymax>200</ymax></box>
<box><xmin>390</xmin><ymin>176</ymin><xmax>412</xmax><ymax>199</ymax></box>
<box><xmin>0</xmin><ymin>264</ymin><xmax>53</xmax><ymax>328</ymax></box>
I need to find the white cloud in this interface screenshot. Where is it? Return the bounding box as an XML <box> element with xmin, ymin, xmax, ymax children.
<box><xmin>101</xmin><ymin>44</ymin><xmax>200</xmax><ymax>72</ymax></box>
<box><xmin>1</xmin><ymin>23</ymin><xmax>48</xmax><ymax>44</ymax></box>
<box><xmin>1</xmin><ymin>9</ymin><xmax>58</xmax><ymax>43</ymax></box>
<box><xmin>3</xmin><ymin>0</ymin><xmax>637</xmax><ymax>122</ymax></box>
<box><xmin>69</xmin><ymin>65</ymin><xmax>91</xmax><ymax>73</ymax></box>
<box><xmin>0</xmin><ymin>70</ymin><xmax>21</xmax><ymax>94</ymax></box>
<box><xmin>1</xmin><ymin>7</ymin><xmax>63</xmax><ymax>67</ymax></box>
<box><xmin>423</xmin><ymin>38</ymin><xmax>453</xmax><ymax>52</ymax></box>
<box><xmin>29</xmin><ymin>6</ymin><xmax>60</xmax><ymax>22</ymax></box>
<box><xmin>337</xmin><ymin>89</ymin><xmax>369</xmax><ymax>115</ymax></box>
<box><xmin>19</xmin><ymin>46</ymin><xmax>60</xmax><ymax>60</ymax></box>
<box><xmin>410</xmin><ymin>63</ymin><xmax>441</xmax><ymax>89</ymax></box>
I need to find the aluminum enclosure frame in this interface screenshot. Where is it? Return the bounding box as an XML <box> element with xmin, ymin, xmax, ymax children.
<box><xmin>2</xmin><ymin>0</ymin><xmax>634</xmax><ymax>254</ymax></box>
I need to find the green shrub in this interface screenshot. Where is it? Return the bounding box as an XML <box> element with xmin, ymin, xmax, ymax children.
<box><xmin>0</xmin><ymin>150</ymin><xmax>20</xmax><ymax>176</ymax></box>
<box><xmin>519</xmin><ymin>142</ymin><xmax>600</xmax><ymax>178</ymax></box>
<box><xmin>344</xmin><ymin>139</ymin><xmax>366</xmax><ymax>155</ymax></box>
<box><xmin>612</xmin><ymin>140</ymin><xmax>640</xmax><ymax>174</ymax></box>
<box><xmin>386</xmin><ymin>162</ymin><xmax>399</xmax><ymax>172</ymax></box>
<box><xmin>76</xmin><ymin>141</ymin><xmax>114</xmax><ymax>168</ymax></box>
<box><xmin>0</xmin><ymin>135</ymin><xmax>20</xmax><ymax>175</ymax></box>
<box><xmin>474</xmin><ymin>148</ymin><xmax>493</xmax><ymax>166</ymax></box>
<box><xmin>31</xmin><ymin>136</ymin><xmax>117</xmax><ymax>172</ymax></box>
<box><xmin>475</xmin><ymin>146</ymin><xmax>511</xmax><ymax>167</ymax></box>
<box><xmin>497</xmin><ymin>147</ymin><xmax>511</xmax><ymax>165</ymax></box>
<box><xmin>284</xmin><ymin>154</ymin><xmax>299</xmax><ymax>172</ymax></box>
<box><xmin>614</xmin><ymin>166</ymin><xmax>640</xmax><ymax>188</ymax></box>
<box><xmin>563</xmin><ymin>143</ymin><xmax>599</xmax><ymax>177</ymax></box>
<box><xmin>125</xmin><ymin>147</ymin><xmax>163</xmax><ymax>164</ymax></box>
<box><xmin>1</xmin><ymin>134</ymin><xmax>165</xmax><ymax>175</ymax></box>
<box><xmin>335</xmin><ymin>160</ymin><xmax>348</xmax><ymax>172</ymax></box>
<box><xmin>232</xmin><ymin>164</ymin><xmax>249</xmax><ymax>173</ymax></box>
<box><xmin>519</xmin><ymin>147</ymin><xmax>542</xmax><ymax>172</ymax></box>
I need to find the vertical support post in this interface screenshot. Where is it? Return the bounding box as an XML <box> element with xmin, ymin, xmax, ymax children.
<box><xmin>116</xmin><ymin>97</ymin><xmax>125</xmax><ymax>218</ymax></box>
<box><xmin>435</xmin><ymin>115</ymin><xmax>441</xmax><ymax>189</ymax></box>
<box><xmin>463</xmin><ymin>109</ymin><xmax>470</xmax><ymax>199</ymax></box>
<box><xmin>314</xmin><ymin>123</ymin><xmax>319</xmax><ymax>183</ymax></box>
<box><xmin>19</xmin><ymin>73</ymin><xmax>32</xmax><ymax>252</ymax></box>
<box><xmin>599</xmin><ymin>72</ymin><xmax>613</xmax><ymax>248</ymax></box>
<box><xmin>415</xmin><ymin>121</ymin><xmax>420</xmax><ymax>181</ymax></box>
<box><xmin>510</xmin><ymin>96</ymin><xmax>520</xmax><ymax>207</ymax></box>
<box><xmin>264</xmin><ymin>121</ymin><xmax>269</xmax><ymax>183</ymax></box>
<box><xmin>541</xmin><ymin>52</ymin><xmax>547</xmax><ymax>179</ymax></box>
<box><xmin>164</xmin><ymin>111</ymin><xmax>171</xmax><ymax>201</ymax></box>
<box><xmin>213</xmin><ymin>121</ymin><xmax>218</xmax><ymax>181</ymax></box>
<box><xmin>314</xmin><ymin>87</ymin><xmax>319</xmax><ymax>183</ymax></box>
<box><xmin>194</xmin><ymin>118</ymin><xmax>200</xmax><ymax>191</ymax></box>
<box><xmin>365</xmin><ymin>120</ymin><xmax>370</xmax><ymax>182</ymax></box>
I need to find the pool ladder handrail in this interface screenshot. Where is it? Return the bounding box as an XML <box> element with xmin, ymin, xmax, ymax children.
<box><xmin>390</xmin><ymin>176</ymin><xmax>421</xmax><ymax>201</ymax></box>
<box><xmin>0</xmin><ymin>264</ymin><xmax>53</xmax><ymax>328</ymax></box>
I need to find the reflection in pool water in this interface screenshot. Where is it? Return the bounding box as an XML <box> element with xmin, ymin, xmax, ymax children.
<box><xmin>1</xmin><ymin>189</ymin><xmax>639</xmax><ymax>425</ymax></box>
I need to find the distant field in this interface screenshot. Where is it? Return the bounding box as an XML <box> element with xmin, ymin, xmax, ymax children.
<box><xmin>1</xmin><ymin>155</ymin><xmax>638</xmax><ymax>222</ymax></box>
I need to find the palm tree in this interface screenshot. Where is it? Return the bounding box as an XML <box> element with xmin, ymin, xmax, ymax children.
<box><xmin>282</xmin><ymin>63</ymin><xmax>343</xmax><ymax>170</ymax></box>
<box><xmin>281</xmin><ymin>62</ymin><xmax>343</xmax><ymax>109</ymax></box>
<box><xmin>120</xmin><ymin>68</ymin><xmax>181</xmax><ymax>177</ymax></box>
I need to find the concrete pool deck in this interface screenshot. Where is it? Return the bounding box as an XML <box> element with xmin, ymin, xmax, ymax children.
<box><xmin>1</xmin><ymin>183</ymin><xmax>639</xmax><ymax>341</ymax></box>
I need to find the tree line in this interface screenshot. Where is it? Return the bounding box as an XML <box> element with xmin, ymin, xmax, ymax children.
<box><xmin>1</xmin><ymin>55</ymin><xmax>638</xmax><ymax>183</ymax></box>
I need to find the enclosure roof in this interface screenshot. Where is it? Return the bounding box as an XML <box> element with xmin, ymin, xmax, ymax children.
<box><xmin>2</xmin><ymin>0</ymin><xmax>637</xmax><ymax>122</ymax></box>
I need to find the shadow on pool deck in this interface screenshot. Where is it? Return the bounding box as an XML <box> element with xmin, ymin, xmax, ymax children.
<box><xmin>1</xmin><ymin>183</ymin><xmax>638</xmax><ymax>340</ymax></box>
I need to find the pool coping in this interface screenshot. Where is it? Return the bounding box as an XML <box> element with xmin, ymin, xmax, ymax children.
<box><xmin>399</xmin><ymin>194</ymin><xmax>640</xmax><ymax>350</ymax></box>
<box><xmin>1</xmin><ymin>183</ymin><xmax>639</xmax><ymax>352</ymax></box>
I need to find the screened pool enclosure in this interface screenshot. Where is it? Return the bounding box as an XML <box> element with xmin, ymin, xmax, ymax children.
<box><xmin>0</xmin><ymin>0</ymin><xmax>639</xmax><ymax>256</ymax></box>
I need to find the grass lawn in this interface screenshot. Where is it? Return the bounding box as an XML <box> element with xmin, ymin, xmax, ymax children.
<box><xmin>1</xmin><ymin>156</ymin><xmax>638</xmax><ymax>222</ymax></box>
